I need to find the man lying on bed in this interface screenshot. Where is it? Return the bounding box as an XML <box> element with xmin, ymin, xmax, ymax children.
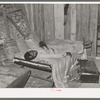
<box><xmin>14</xmin><ymin>34</ymin><xmax>88</xmax><ymax>88</ymax></box>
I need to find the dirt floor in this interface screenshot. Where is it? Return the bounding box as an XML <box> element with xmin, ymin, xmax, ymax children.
<box><xmin>0</xmin><ymin>58</ymin><xmax>100</xmax><ymax>88</ymax></box>
<box><xmin>0</xmin><ymin>60</ymin><xmax>53</xmax><ymax>88</ymax></box>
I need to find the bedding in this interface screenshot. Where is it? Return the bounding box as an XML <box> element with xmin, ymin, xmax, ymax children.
<box><xmin>15</xmin><ymin>39</ymin><xmax>87</xmax><ymax>88</ymax></box>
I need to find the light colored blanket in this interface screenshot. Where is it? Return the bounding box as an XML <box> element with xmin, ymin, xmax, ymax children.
<box><xmin>15</xmin><ymin>38</ymin><xmax>86</xmax><ymax>88</ymax></box>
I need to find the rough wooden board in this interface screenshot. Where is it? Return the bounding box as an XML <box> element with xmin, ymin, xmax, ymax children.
<box><xmin>70</xmin><ymin>4</ymin><xmax>76</xmax><ymax>41</ymax></box>
<box><xmin>64</xmin><ymin>4</ymin><xmax>71</xmax><ymax>40</ymax></box>
<box><xmin>25</xmin><ymin>77</ymin><xmax>53</xmax><ymax>88</ymax></box>
<box><xmin>24</xmin><ymin>66</ymin><xmax>52</xmax><ymax>88</ymax></box>
<box><xmin>0</xmin><ymin>64</ymin><xmax>29</xmax><ymax>88</ymax></box>
<box><xmin>76</xmin><ymin>4</ymin><xmax>82</xmax><ymax>41</ymax></box>
<box><xmin>76</xmin><ymin>4</ymin><xmax>90</xmax><ymax>41</ymax></box>
<box><xmin>21</xmin><ymin>5</ymin><xmax>31</xmax><ymax>37</ymax></box>
<box><xmin>7</xmin><ymin>15</ymin><xmax>26</xmax><ymax>37</ymax></box>
<box><xmin>81</xmin><ymin>4</ymin><xmax>90</xmax><ymax>42</ymax></box>
<box><xmin>89</xmin><ymin>4</ymin><xmax>98</xmax><ymax>57</ymax></box>
<box><xmin>54</xmin><ymin>4</ymin><xmax>64</xmax><ymax>40</ymax></box>
<box><xmin>38</xmin><ymin>4</ymin><xmax>45</xmax><ymax>41</ymax></box>
<box><xmin>75</xmin><ymin>4</ymin><xmax>98</xmax><ymax>57</ymax></box>
<box><xmin>24</xmin><ymin>4</ymin><xmax>35</xmax><ymax>36</ymax></box>
<box><xmin>33</xmin><ymin>4</ymin><xmax>40</xmax><ymax>39</ymax></box>
<box><xmin>44</xmin><ymin>4</ymin><xmax>55</xmax><ymax>42</ymax></box>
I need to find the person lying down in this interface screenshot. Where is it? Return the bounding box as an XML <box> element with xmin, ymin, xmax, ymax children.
<box><xmin>15</xmin><ymin>37</ymin><xmax>87</xmax><ymax>88</ymax></box>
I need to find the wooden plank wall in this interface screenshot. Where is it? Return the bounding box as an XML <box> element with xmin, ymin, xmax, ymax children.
<box><xmin>89</xmin><ymin>4</ymin><xmax>98</xmax><ymax>56</ymax></box>
<box><xmin>24</xmin><ymin>4</ymin><xmax>64</xmax><ymax>42</ymax></box>
<box><xmin>44</xmin><ymin>4</ymin><xmax>55</xmax><ymax>42</ymax></box>
<box><xmin>24</xmin><ymin>4</ymin><xmax>98</xmax><ymax>57</ymax></box>
<box><xmin>24</xmin><ymin>4</ymin><xmax>40</xmax><ymax>42</ymax></box>
<box><xmin>54</xmin><ymin>4</ymin><xmax>64</xmax><ymax>40</ymax></box>
<box><xmin>25</xmin><ymin>4</ymin><xmax>55</xmax><ymax>42</ymax></box>
<box><xmin>75</xmin><ymin>4</ymin><xmax>98</xmax><ymax>56</ymax></box>
<box><xmin>64</xmin><ymin>4</ymin><xmax>71</xmax><ymax>40</ymax></box>
<box><xmin>65</xmin><ymin>4</ymin><xmax>98</xmax><ymax>56</ymax></box>
<box><xmin>70</xmin><ymin>4</ymin><xmax>76</xmax><ymax>41</ymax></box>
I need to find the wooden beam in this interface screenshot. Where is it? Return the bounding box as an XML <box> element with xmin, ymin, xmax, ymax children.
<box><xmin>38</xmin><ymin>4</ymin><xmax>45</xmax><ymax>41</ymax></box>
<box><xmin>70</xmin><ymin>4</ymin><xmax>76</xmax><ymax>41</ymax></box>
<box><xmin>44</xmin><ymin>4</ymin><xmax>55</xmax><ymax>42</ymax></box>
<box><xmin>33</xmin><ymin>4</ymin><xmax>40</xmax><ymax>39</ymax></box>
<box><xmin>7</xmin><ymin>14</ymin><xmax>27</xmax><ymax>38</ymax></box>
<box><xmin>89</xmin><ymin>4</ymin><xmax>98</xmax><ymax>57</ymax></box>
<box><xmin>54</xmin><ymin>4</ymin><xmax>64</xmax><ymax>40</ymax></box>
<box><xmin>20</xmin><ymin>5</ymin><xmax>31</xmax><ymax>37</ymax></box>
<box><xmin>64</xmin><ymin>5</ymin><xmax>71</xmax><ymax>40</ymax></box>
<box><xmin>76</xmin><ymin>4</ymin><xmax>82</xmax><ymax>41</ymax></box>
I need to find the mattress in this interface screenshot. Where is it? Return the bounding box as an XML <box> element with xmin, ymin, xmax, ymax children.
<box><xmin>15</xmin><ymin>39</ymin><xmax>86</xmax><ymax>88</ymax></box>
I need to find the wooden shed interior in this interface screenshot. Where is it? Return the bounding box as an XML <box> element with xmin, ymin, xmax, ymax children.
<box><xmin>0</xmin><ymin>4</ymin><xmax>100</xmax><ymax>88</ymax></box>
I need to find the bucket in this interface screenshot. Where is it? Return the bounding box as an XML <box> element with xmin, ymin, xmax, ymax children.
<box><xmin>4</xmin><ymin>40</ymin><xmax>19</xmax><ymax>60</ymax></box>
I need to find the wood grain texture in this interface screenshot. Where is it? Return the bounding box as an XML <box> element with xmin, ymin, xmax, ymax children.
<box><xmin>76</xmin><ymin>4</ymin><xmax>98</xmax><ymax>56</ymax></box>
<box><xmin>33</xmin><ymin>4</ymin><xmax>45</xmax><ymax>41</ymax></box>
<box><xmin>76</xmin><ymin>4</ymin><xmax>82</xmax><ymax>41</ymax></box>
<box><xmin>64</xmin><ymin>5</ymin><xmax>71</xmax><ymax>40</ymax></box>
<box><xmin>70</xmin><ymin>4</ymin><xmax>76</xmax><ymax>41</ymax></box>
<box><xmin>38</xmin><ymin>4</ymin><xmax>45</xmax><ymax>41</ymax></box>
<box><xmin>54</xmin><ymin>4</ymin><xmax>64</xmax><ymax>40</ymax></box>
<box><xmin>44</xmin><ymin>4</ymin><xmax>55</xmax><ymax>42</ymax></box>
<box><xmin>89</xmin><ymin>4</ymin><xmax>98</xmax><ymax>57</ymax></box>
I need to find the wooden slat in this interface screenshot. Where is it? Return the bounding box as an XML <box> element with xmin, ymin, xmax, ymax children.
<box><xmin>24</xmin><ymin>4</ymin><xmax>35</xmax><ymax>34</ymax></box>
<box><xmin>38</xmin><ymin>4</ymin><xmax>45</xmax><ymax>41</ymax></box>
<box><xmin>82</xmin><ymin>4</ymin><xmax>90</xmax><ymax>42</ymax></box>
<box><xmin>20</xmin><ymin>5</ymin><xmax>31</xmax><ymax>37</ymax></box>
<box><xmin>7</xmin><ymin>15</ymin><xmax>27</xmax><ymax>38</ymax></box>
<box><xmin>6</xmin><ymin>8</ymin><xmax>22</xmax><ymax>14</ymax></box>
<box><xmin>76</xmin><ymin>4</ymin><xmax>90</xmax><ymax>41</ymax></box>
<box><xmin>30</xmin><ymin>4</ymin><xmax>35</xmax><ymax>33</ymax></box>
<box><xmin>24</xmin><ymin>4</ymin><xmax>30</xmax><ymax>21</ymax></box>
<box><xmin>89</xmin><ymin>4</ymin><xmax>98</xmax><ymax>57</ymax></box>
<box><xmin>33</xmin><ymin>4</ymin><xmax>40</xmax><ymax>39</ymax></box>
<box><xmin>76</xmin><ymin>4</ymin><xmax>82</xmax><ymax>41</ymax></box>
<box><xmin>24</xmin><ymin>4</ymin><xmax>40</xmax><ymax>42</ymax></box>
<box><xmin>54</xmin><ymin>4</ymin><xmax>64</xmax><ymax>40</ymax></box>
<box><xmin>44</xmin><ymin>4</ymin><xmax>55</xmax><ymax>42</ymax></box>
<box><xmin>70</xmin><ymin>4</ymin><xmax>76</xmax><ymax>41</ymax></box>
<box><xmin>64</xmin><ymin>5</ymin><xmax>71</xmax><ymax>40</ymax></box>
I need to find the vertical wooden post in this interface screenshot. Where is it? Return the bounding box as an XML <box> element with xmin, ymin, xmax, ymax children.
<box><xmin>76</xmin><ymin>4</ymin><xmax>82</xmax><ymax>41</ymax></box>
<box><xmin>54</xmin><ymin>4</ymin><xmax>64</xmax><ymax>40</ymax></box>
<box><xmin>70</xmin><ymin>4</ymin><xmax>76</xmax><ymax>41</ymax></box>
<box><xmin>89</xmin><ymin>4</ymin><xmax>98</xmax><ymax>57</ymax></box>
<box><xmin>64</xmin><ymin>5</ymin><xmax>71</xmax><ymax>40</ymax></box>
<box><xmin>30</xmin><ymin>4</ymin><xmax>34</xmax><ymax>33</ymax></box>
<box><xmin>43</xmin><ymin>4</ymin><xmax>55</xmax><ymax>42</ymax></box>
<box><xmin>75</xmin><ymin>4</ymin><xmax>98</xmax><ymax>57</ymax></box>
<box><xmin>38</xmin><ymin>4</ymin><xmax>45</xmax><ymax>41</ymax></box>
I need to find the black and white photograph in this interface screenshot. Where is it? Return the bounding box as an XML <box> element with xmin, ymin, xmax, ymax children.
<box><xmin>0</xmin><ymin>3</ymin><xmax>99</xmax><ymax>89</ymax></box>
